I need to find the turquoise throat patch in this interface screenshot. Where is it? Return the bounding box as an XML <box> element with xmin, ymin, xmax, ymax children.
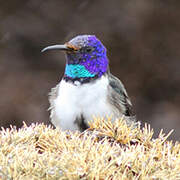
<box><xmin>65</xmin><ymin>64</ymin><xmax>95</xmax><ymax>78</ymax></box>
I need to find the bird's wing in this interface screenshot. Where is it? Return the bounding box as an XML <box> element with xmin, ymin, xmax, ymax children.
<box><xmin>108</xmin><ymin>73</ymin><xmax>135</xmax><ymax>118</ymax></box>
<box><xmin>48</xmin><ymin>84</ymin><xmax>59</xmax><ymax>121</ymax></box>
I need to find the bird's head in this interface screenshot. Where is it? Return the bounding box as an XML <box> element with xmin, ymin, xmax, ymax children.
<box><xmin>42</xmin><ymin>35</ymin><xmax>109</xmax><ymax>79</ymax></box>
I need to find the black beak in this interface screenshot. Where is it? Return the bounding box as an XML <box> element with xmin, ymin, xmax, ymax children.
<box><xmin>41</xmin><ymin>44</ymin><xmax>69</xmax><ymax>52</ymax></box>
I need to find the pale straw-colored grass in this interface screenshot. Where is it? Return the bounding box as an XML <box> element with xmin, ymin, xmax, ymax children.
<box><xmin>0</xmin><ymin>117</ymin><xmax>179</xmax><ymax>180</ymax></box>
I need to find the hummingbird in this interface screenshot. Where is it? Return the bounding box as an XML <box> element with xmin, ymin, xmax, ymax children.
<box><xmin>42</xmin><ymin>35</ymin><xmax>136</xmax><ymax>131</ymax></box>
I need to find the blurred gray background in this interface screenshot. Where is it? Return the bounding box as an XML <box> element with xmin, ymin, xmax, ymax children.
<box><xmin>0</xmin><ymin>0</ymin><xmax>180</xmax><ymax>140</ymax></box>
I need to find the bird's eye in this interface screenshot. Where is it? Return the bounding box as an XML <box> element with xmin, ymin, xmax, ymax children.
<box><xmin>85</xmin><ymin>47</ymin><xmax>94</xmax><ymax>53</ymax></box>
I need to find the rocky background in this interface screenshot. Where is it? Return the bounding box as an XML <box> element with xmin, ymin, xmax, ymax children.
<box><xmin>0</xmin><ymin>1</ymin><xmax>180</xmax><ymax>140</ymax></box>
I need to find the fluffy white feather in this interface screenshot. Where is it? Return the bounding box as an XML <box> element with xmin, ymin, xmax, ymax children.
<box><xmin>51</xmin><ymin>76</ymin><xmax>118</xmax><ymax>131</ymax></box>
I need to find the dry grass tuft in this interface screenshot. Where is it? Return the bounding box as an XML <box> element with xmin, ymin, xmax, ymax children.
<box><xmin>0</xmin><ymin>117</ymin><xmax>180</xmax><ymax>179</ymax></box>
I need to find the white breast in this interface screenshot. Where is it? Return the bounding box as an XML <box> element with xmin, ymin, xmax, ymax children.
<box><xmin>51</xmin><ymin>76</ymin><xmax>116</xmax><ymax>131</ymax></box>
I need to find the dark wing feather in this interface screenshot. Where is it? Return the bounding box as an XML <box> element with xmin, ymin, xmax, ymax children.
<box><xmin>108</xmin><ymin>73</ymin><xmax>135</xmax><ymax>117</ymax></box>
